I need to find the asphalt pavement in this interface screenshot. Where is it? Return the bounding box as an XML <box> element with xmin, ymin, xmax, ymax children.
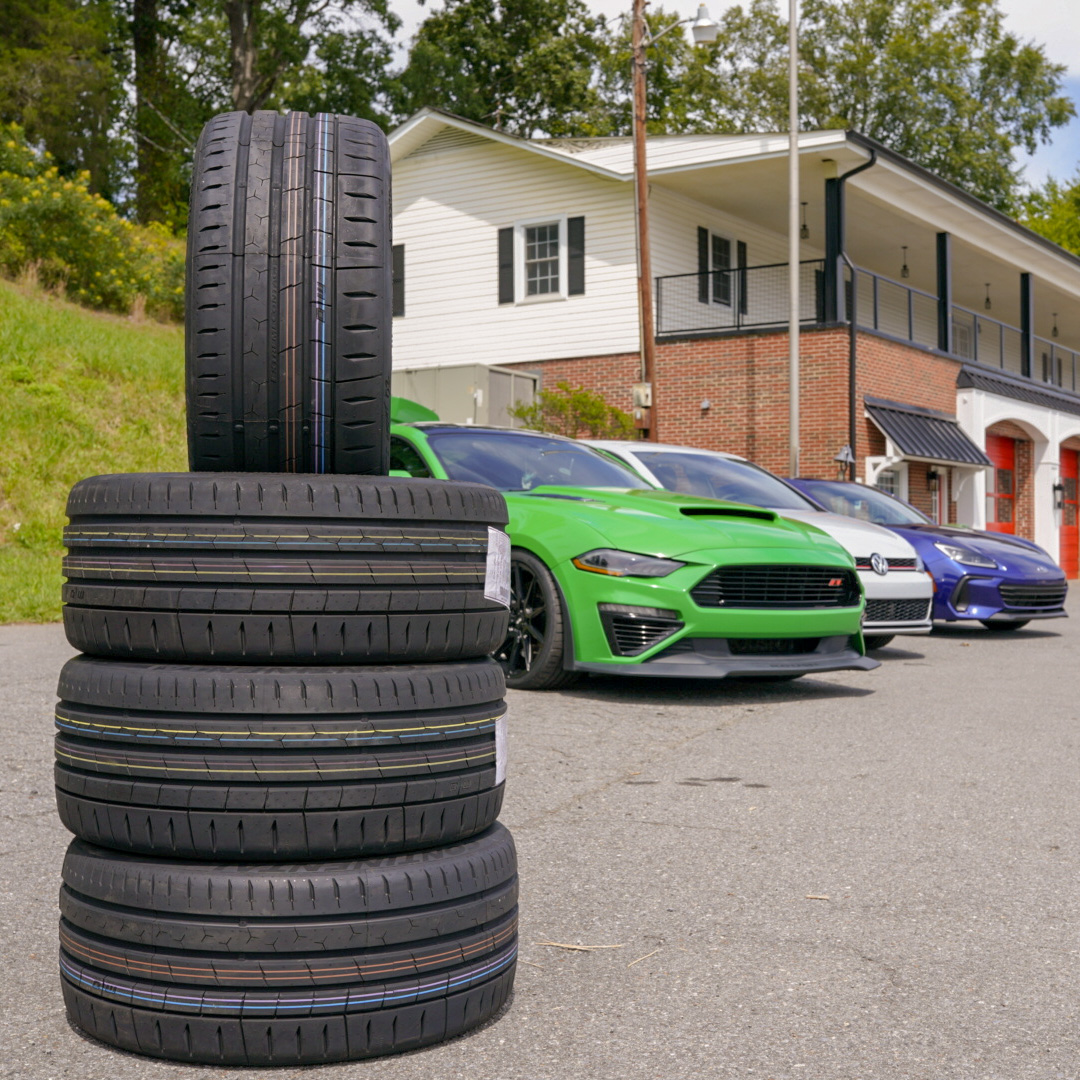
<box><xmin>1</xmin><ymin>614</ymin><xmax>1078</xmax><ymax>1080</ymax></box>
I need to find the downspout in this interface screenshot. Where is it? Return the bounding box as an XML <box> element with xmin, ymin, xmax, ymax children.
<box><xmin>835</xmin><ymin>148</ymin><xmax>877</xmax><ymax>481</ymax></box>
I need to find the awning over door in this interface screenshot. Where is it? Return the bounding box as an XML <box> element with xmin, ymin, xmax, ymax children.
<box><xmin>864</xmin><ymin>396</ymin><xmax>991</xmax><ymax>467</ymax></box>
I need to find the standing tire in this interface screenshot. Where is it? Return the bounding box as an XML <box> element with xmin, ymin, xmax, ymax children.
<box><xmin>62</xmin><ymin>473</ymin><xmax>509</xmax><ymax>664</ymax></box>
<box><xmin>495</xmin><ymin>550</ymin><xmax>579</xmax><ymax>691</ymax></box>
<box><xmin>54</xmin><ymin>655</ymin><xmax>507</xmax><ymax>860</ymax></box>
<box><xmin>187</xmin><ymin>110</ymin><xmax>391</xmax><ymax>475</ymax></box>
<box><xmin>59</xmin><ymin>827</ymin><xmax>517</xmax><ymax>1065</ymax></box>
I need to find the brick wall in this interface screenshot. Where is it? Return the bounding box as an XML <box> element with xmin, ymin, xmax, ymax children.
<box><xmin>505</xmin><ymin>328</ymin><xmax>963</xmax><ymax>484</ymax></box>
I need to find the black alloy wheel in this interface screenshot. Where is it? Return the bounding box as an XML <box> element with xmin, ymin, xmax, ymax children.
<box><xmin>495</xmin><ymin>551</ymin><xmax>578</xmax><ymax>691</ymax></box>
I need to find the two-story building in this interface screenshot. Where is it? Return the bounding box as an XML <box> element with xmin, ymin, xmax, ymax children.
<box><xmin>389</xmin><ymin>107</ymin><xmax>1080</xmax><ymax>575</ymax></box>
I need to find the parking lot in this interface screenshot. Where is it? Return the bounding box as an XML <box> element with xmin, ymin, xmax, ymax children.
<box><xmin>2</xmin><ymin>615</ymin><xmax>1079</xmax><ymax>1079</ymax></box>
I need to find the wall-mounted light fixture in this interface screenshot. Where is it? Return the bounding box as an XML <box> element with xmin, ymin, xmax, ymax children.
<box><xmin>834</xmin><ymin>443</ymin><xmax>855</xmax><ymax>481</ymax></box>
<box><xmin>700</xmin><ymin>398</ymin><xmax>711</xmax><ymax>411</ymax></box>
<box><xmin>1053</xmin><ymin>481</ymin><xmax>1066</xmax><ymax>510</ymax></box>
<box><xmin>984</xmin><ymin>283</ymin><xmax>992</xmax><ymax>311</ymax></box>
<box><xmin>1052</xmin><ymin>312</ymin><xmax>1059</xmax><ymax>339</ymax></box>
<box><xmin>900</xmin><ymin>246</ymin><xmax>910</xmax><ymax>279</ymax></box>
<box><xmin>799</xmin><ymin>202</ymin><xmax>809</xmax><ymax>241</ymax></box>
<box><xmin>927</xmin><ymin>469</ymin><xmax>940</xmax><ymax>494</ymax></box>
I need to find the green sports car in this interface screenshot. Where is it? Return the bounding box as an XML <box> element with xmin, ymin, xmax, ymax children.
<box><xmin>390</xmin><ymin>423</ymin><xmax>878</xmax><ymax>689</ymax></box>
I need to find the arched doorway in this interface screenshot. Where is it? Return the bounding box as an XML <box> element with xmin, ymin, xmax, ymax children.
<box><xmin>985</xmin><ymin>433</ymin><xmax>1016</xmax><ymax>534</ymax></box>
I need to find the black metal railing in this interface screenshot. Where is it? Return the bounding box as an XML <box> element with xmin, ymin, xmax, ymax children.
<box><xmin>656</xmin><ymin>260</ymin><xmax>825</xmax><ymax>336</ymax></box>
<box><xmin>657</xmin><ymin>260</ymin><xmax>1080</xmax><ymax>396</ymax></box>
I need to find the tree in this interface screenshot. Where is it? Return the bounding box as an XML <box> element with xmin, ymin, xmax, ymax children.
<box><xmin>120</xmin><ymin>0</ymin><xmax>398</xmax><ymax>225</ymax></box>
<box><xmin>508</xmin><ymin>382</ymin><xmax>635</xmax><ymax>439</ymax></box>
<box><xmin>665</xmin><ymin>0</ymin><xmax>1074</xmax><ymax>211</ymax></box>
<box><xmin>394</xmin><ymin>0</ymin><xmax>607</xmax><ymax>137</ymax></box>
<box><xmin>0</xmin><ymin>0</ymin><xmax>128</xmax><ymax>203</ymax></box>
<box><xmin>1021</xmin><ymin>172</ymin><xmax>1080</xmax><ymax>256</ymax></box>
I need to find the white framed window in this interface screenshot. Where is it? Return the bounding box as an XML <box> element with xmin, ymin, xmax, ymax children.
<box><xmin>514</xmin><ymin>217</ymin><xmax>567</xmax><ymax>303</ymax></box>
<box><xmin>874</xmin><ymin>463</ymin><xmax>909</xmax><ymax>502</ymax></box>
<box><xmin>709</xmin><ymin>232</ymin><xmax>733</xmax><ymax>306</ymax></box>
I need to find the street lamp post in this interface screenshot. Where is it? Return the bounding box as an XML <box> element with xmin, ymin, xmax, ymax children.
<box><xmin>631</xmin><ymin>2</ymin><xmax>718</xmax><ymax>441</ymax></box>
<box><xmin>787</xmin><ymin>0</ymin><xmax>800</xmax><ymax>476</ymax></box>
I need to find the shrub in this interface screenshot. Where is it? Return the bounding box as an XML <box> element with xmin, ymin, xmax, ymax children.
<box><xmin>0</xmin><ymin>124</ymin><xmax>184</xmax><ymax>320</ymax></box>
<box><xmin>508</xmin><ymin>381</ymin><xmax>636</xmax><ymax>438</ymax></box>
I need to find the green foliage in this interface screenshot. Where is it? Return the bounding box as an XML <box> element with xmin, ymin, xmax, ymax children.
<box><xmin>0</xmin><ymin>278</ymin><xmax>186</xmax><ymax>621</ymax></box>
<box><xmin>1020</xmin><ymin>172</ymin><xmax>1080</xmax><ymax>256</ymax></box>
<box><xmin>654</xmin><ymin>0</ymin><xmax>1074</xmax><ymax>211</ymax></box>
<box><xmin>0</xmin><ymin>0</ymin><xmax>128</xmax><ymax>204</ymax></box>
<box><xmin>394</xmin><ymin>0</ymin><xmax>607</xmax><ymax>136</ymax></box>
<box><xmin>509</xmin><ymin>381</ymin><xmax>636</xmax><ymax>440</ymax></box>
<box><xmin>0</xmin><ymin>124</ymin><xmax>184</xmax><ymax>319</ymax></box>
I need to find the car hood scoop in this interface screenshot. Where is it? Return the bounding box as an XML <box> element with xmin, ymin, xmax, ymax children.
<box><xmin>678</xmin><ymin>505</ymin><xmax>777</xmax><ymax>522</ymax></box>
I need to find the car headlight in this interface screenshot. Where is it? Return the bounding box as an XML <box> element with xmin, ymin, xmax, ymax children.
<box><xmin>933</xmin><ymin>542</ymin><xmax>998</xmax><ymax>569</ymax></box>
<box><xmin>572</xmin><ymin>549</ymin><xmax>685</xmax><ymax>578</ymax></box>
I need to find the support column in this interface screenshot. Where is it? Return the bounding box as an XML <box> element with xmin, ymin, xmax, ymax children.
<box><xmin>937</xmin><ymin>232</ymin><xmax>952</xmax><ymax>354</ymax></box>
<box><xmin>1020</xmin><ymin>272</ymin><xmax>1034</xmax><ymax>379</ymax></box>
<box><xmin>824</xmin><ymin>177</ymin><xmax>841</xmax><ymax>323</ymax></box>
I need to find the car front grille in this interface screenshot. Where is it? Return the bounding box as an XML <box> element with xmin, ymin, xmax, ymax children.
<box><xmin>999</xmin><ymin>582</ymin><xmax>1068</xmax><ymax>609</ymax></box>
<box><xmin>690</xmin><ymin>566</ymin><xmax>861</xmax><ymax>609</ymax></box>
<box><xmin>598</xmin><ymin>604</ymin><xmax>683</xmax><ymax>657</ymax></box>
<box><xmin>864</xmin><ymin>598</ymin><xmax>932</xmax><ymax>623</ymax></box>
<box><xmin>855</xmin><ymin>557</ymin><xmax>918</xmax><ymax>571</ymax></box>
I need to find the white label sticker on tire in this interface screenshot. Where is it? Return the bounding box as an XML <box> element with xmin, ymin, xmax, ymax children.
<box><xmin>495</xmin><ymin>714</ymin><xmax>508</xmax><ymax>785</ymax></box>
<box><xmin>484</xmin><ymin>527</ymin><xmax>511</xmax><ymax>608</ymax></box>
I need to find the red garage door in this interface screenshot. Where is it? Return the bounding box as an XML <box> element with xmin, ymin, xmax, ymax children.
<box><xmin>986</xmin><ymin>434</ymin><xmax>1016</xmax><ymax>534</ymax></box>
<box><xmin>1061</xmin><ymin>448</ymin><xmax>1078</xmax><ymax>578</ymax></box>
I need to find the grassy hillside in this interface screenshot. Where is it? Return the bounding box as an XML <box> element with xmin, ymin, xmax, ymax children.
<box><xmin>0</xmin><ymin>280</ymin><xmax>185</xmax><ymax>621</ymax></box>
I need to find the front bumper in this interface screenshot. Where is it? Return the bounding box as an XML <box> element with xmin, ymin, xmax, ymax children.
<box><xmin>572</xmin><ymin>634</ymin><xmax>879</xmax><ymax>679</ymax></box>
<box><xmin>858</xmin><ymin>570</ymin><xmax>933</xmax><ymax>636</ymax></box>
<box><xmin>936</xmin><ymin>573</ymin><xmax>1068</xmax><ymax>623</ymax></box>
<box><xmin>554</xmin><ymin>546</ymin><xmax>870</xmax><ymax>677</ymax></box>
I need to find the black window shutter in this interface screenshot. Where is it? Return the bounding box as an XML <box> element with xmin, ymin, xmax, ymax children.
<box><xmin>567</xmin><ymin>216</ymin><xmax>585</xmax><ymax>295</ymax></box>
<box><xmin>697</xmin><ymin>227</ymin><xmax>709</xmax><ymax>303</ymax></box>
<box><xmin>737</xmin><ymin>240</ymin><xmax>748</xmax><ymax>315</ymax></box>
<box><xmin>498</xmin><ymin>227</ymin><xmax>514</xmax><ymax>304</ymax></box>
<box><xmin>392</xmin><ymin>244</ymin><xmax>405</xmax><ymax>317</ymax></box>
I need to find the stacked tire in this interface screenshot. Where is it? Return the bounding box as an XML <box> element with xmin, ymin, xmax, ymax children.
<box><xmin>54</xmin><ymin>114</ymin><xmax>518</xmax><ymax>1066</ymax></box>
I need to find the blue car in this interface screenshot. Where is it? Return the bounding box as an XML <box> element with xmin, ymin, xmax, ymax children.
<box><xmin>787</xmin><ymin>479</ymin><xmax>1068</xmax><ymax>630</ymax></box>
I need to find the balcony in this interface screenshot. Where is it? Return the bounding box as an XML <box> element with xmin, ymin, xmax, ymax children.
<box><xmin>655</xmin><ymin>263</ymin><xmax>1080</xmax><ymax>395</ymax></box>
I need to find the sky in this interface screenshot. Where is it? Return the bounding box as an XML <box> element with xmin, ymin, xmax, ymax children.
<box><xmin>390</xmin><ymin>0</ymin><xmax>1080</xmax><ymax>187</ymax></box>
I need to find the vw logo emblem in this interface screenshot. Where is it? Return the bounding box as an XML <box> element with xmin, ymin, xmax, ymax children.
<box><xmin>870</xmin><ymin>553</ymin><xmax>889</xmax><ymax>576</ymax></box>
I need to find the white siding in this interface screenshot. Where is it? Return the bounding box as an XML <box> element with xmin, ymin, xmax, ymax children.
<box><xmin>392</xmin><ymin>139</ymin><xmax>640</xmax><ymax>368</ymax></box>
<box><xmin>649</xmin><ymin>185</ymin><xmax>797</xmax><ymax>334</ymax></box>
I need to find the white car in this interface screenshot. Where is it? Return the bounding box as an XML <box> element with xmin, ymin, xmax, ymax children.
<box><xmin>587</xmin><ymin>441</ymin><xmax>933</xmax><ymax>649</ymax></box>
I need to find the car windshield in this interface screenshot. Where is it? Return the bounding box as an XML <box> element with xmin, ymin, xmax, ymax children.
<box><xmin>424</xmin><ymin>430</ymin><xmax>651</xmax><ymax>492</ymax></box>
<box><xmin>633</xmin><ymin>450</ymin><xmax>817</xmax><ymax>511</ymax></box>
<box><xmin>796</xmin><ymin>480</ymin><xmax>932</xmax><ymax>526</ymax></box>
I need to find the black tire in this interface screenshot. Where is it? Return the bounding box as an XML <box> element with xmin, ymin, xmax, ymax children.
<box><xmin>54</xmin><ymin>655</ymin><xmax>507</xmax><ymax>860</ymax></box>
<box><xmin>59</xmin><ymin>827</ymin><xmax>517</xmax><ymax>1065</ymax></box>
<box><xmin>862</xmin><ymin>634</ymin><xmax>895</xmax><ymax>650</ymax></box>
<box><xmin>62</xmin><ymin>473</ymin><xmax>509</xmax><ymax>664</ymax></box>
<box><xmin>494</xmin><ymin>549</ymin><xmax>578</xmax><ymax>691</ymax></box>
<box><xmin>979</xmin><ymin>619</ymin><xmax>1030</xmax><ymax>631</ymax></box>
<box><xmin>187</xmin><ymin>110</ymin><xmax>391</xmax><ymax>475</ymax></box>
